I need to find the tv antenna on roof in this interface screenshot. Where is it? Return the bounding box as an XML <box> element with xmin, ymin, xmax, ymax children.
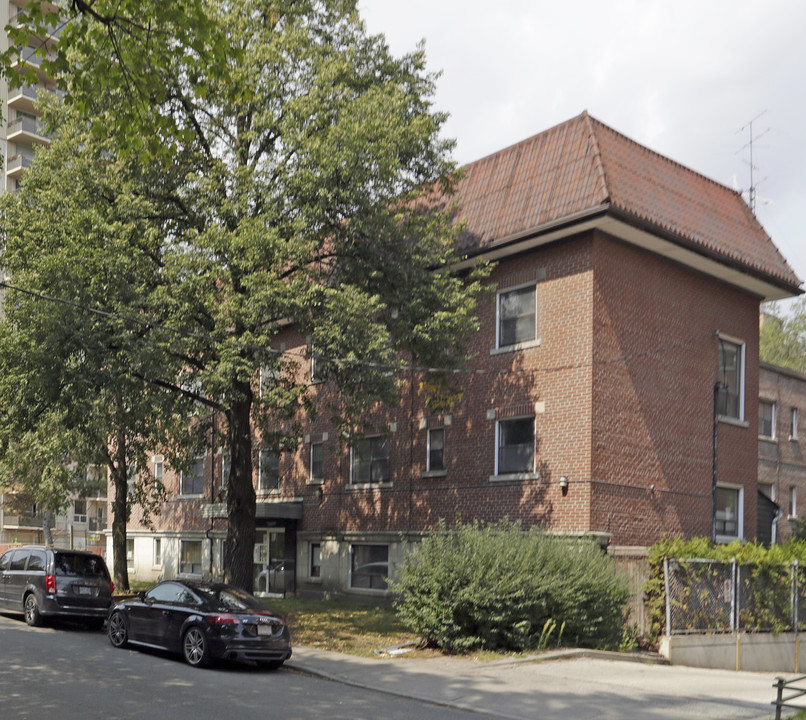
<box><xmin>736</xmin><ymin>111</ymin><xmax>770</xmax><ymax>215</ymax></box>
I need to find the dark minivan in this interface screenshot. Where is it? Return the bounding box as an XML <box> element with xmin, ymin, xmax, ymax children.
<box><xmin>0</xmin><ymin>545</ymin><xmax>113</xmax><ymax>627</ymax></box>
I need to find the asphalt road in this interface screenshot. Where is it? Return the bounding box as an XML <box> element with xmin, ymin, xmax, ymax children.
<box><xmin>0</xmin><ymin>613</ymin><xmax>476</xmax><ymax>720</ymax></box>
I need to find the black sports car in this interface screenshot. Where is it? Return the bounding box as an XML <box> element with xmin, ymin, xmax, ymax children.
<box><xmin>107</xmin><ymin>580</ymin><xmax>291</xmax><ymax>669</ymax></box>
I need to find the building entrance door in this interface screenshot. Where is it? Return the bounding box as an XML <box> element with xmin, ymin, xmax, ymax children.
<box><xmin>252</xmin><ymin>529</ymin><xmax>286</xmax><ymax>596</ymax></box>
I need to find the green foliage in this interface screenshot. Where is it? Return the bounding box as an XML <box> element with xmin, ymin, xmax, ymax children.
<box><xmin>760</xmin><ymin>300</ymin><xmax>806</xmax><ymax>373</ymax></box>
<box><xmin>0</xmin><ymin>0</ymin><xmax>488</xmax><ymax>590</ymax></box>
<box><xmin>391</xmin><ymin>520</ymin><xmax>629</xmax><ymax>654</ymax></box>
<box><xmin>645</xmin><ymin>537</ymin><xmax>806</xmax><ymax>644</ymax></box>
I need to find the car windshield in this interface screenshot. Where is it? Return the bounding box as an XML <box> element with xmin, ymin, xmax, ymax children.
<box><xmin>54</xmin><ymin>553</ymin><xmax>109</xmax><ymax>579</ymax></box>
<box><xmin>193</xmin><ymin>585</ymin><xmax>264</xmax><ymax>612</ymax></box>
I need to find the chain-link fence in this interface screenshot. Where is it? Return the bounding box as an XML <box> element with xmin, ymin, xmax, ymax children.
<box><xmin>664</xmin><ymin>557</ymin><xmax>806</xmax><ymax>635</ymax></box>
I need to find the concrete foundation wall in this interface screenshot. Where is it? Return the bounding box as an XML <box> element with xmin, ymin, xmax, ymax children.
<box><xmin>660</xmin><ymin>633</ymin><xmax>806</xmax><ymax>673</ymax></box>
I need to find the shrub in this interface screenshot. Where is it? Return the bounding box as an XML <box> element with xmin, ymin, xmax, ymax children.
<box><xmin>390</xmin><ymin>520</ymin><xmax>629</xmax><ymax>653</ymax></box>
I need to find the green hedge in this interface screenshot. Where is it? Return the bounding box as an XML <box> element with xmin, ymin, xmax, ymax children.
<box><xmin>645</xmin><ymin>537</ymin><xmax>806</xmax><ymax>643</ymax></box>
<box><xmin>391</xmin><ymin>520</ymin><xmax>629</xmax><ymax>653</ymax></box>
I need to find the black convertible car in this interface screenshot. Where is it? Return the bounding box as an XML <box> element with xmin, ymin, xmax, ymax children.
<box><xmin>107</xmin><ymin>580</ymin><xmax>291</xmax><ymax>669</ymax></box>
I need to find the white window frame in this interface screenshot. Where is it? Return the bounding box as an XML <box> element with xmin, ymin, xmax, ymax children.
<box><xmin>349</xmin><ymin>543</ymin><xmax>389</xmax><ymax>592</ymax></box>
<box><xmin>179</xmin><ymin>539</ymin><xmax>203</xmax><ymax>576</ymax></box>
<box><xmin>126</xmin><ymin>538</ymin><xmax>135</xmax><ymax>571</ymax></box>
<box><xmin>791</xmin><ymin>408</ymin><xmax>799</xmax><ymax>441</ymax></box>
<box><xmin>495</xmin><ymin>282</ymin><xmax>538</xmax><ymax>351</ymax></box>
<box><xmin>153</xmin><ymin>538</ymin><xmax>162</xmax><ymax>568</ymax></box>
<box><xmin>258</xmin><ymin>449</ymin><xmax>280</xmax><ymax>491</ymax></box>
<box><xmin>790</xmin><ymin>486</ymin><xmax>798</xmax><ymax>518</ymax></box>
<box><xmin>714</xmin><ymin>483</ymin><xmax>744</xmax><ymax>543</ymax></box>
<box><xmin>494</xmin><ymin>415</ymin><xmax>536</xmax><ymax>477</ymax></box>
<box><xmin>759</xmin><ymin>399</ymin><xmax>776</xmax><ymax>440</ymax></box>
<box><xmin>310</xmin><ymin>442</ymin><xmax>324</xmax><ymax>483</ymax></box>
<box><xmin>73</xmin><ymin>499</ymin><xmax>87</xmax><ymax>524</ymax></box>
<box><xmin>717</xmin><ymin>335</ymin><xmax>746</xmax><ymax>423</ymax></box>
<box><xmin>350</xmin><ymin>435</ymin><xmax>391</xmax><ymax>485</ymax></box>
<box><xmin>426</xmin><ymin>427</ymin><xmax>445</xmax><ymax>473</ymax></box>
<box><xmin>309</xmin><ymin>542</ymin><xmax>321</xmax><ymax>579</ymax></box>
<box><xmin>180</xmin><ymin>455</ymin><xmax>205</xmax><ymax>496</ymax></box>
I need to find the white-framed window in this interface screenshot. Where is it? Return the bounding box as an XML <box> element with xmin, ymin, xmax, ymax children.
<box><xmin>180</xmin><ymin>455</ymin><xmax>205</xmax><ymax>496</ymax></box>
<box><xmin>258</xmin><ymin>449</ymin><xmax>280</xmax><ymax>491</ymax></box>
<box><xmin>759</xmin><ymin>400</ymin><xmax>776</xmax><ymax>439</ymax></box>
<box><xmin>73</xmin><ymin>499</ymin><xmax>87</xmax><ymax>524</ymax></box>
<box><xmin>790</xmin><ymin>486</ymin><xmax>798</xmax><ymax>518</ymax></box>
<box><xmin>715</xmin><ymin>484</ymin><xmax>744</xmax><ymax>542</ymax></box>
<box><xmin>153</xmin><ymin>459</ymin><xmax>164</xmax><ymax>490</ymax></box>
<box><xmin>496</xmin><ymin>416</ymin><xmax>535</xmax><ymax>475</ymax></box>
<box><xmin>311</xmin><ymin>345</ymin><xmax>325</xmax><ymax>383</ymax></box>
<box><xmin>427</xmin><ymin>428</ymin><xmax>445</xmax><ymax>472</ymax></box>
<box><xmin>791</xmin><ymin>408</ymin><xmax>799</xmax><ymax>440</ymax></box>
<box><xmin>349</xmin><ymin>544</ymin><xmax>389</xmax><ymax>590</ymax></box>
<box><xmin>717</xmin><ymin>337</ymin><xmax>745</xmax><ymax>421</ymax></box>
<box><xmin>180</xmin><ymin>540</ymin><xmax>202</xmax><ymax>575</ymax></box>
<box><xmin>126</xmin><ymin>538</ymin><xmax>135</xmax><ymax>569</ymax></box>
<box><xmin>350</xmin><ymin>436</ymin><xmax>390</xmax><ymax>484</ymax></box>
<box><xmin>310</xmin><ymin>442</ymin><xmax>324</xmax><ymax>482</ymax></box>
<box><xmin>497</xmin><ymin>284</ymin><xmax>536</xmax><ymax>349</ymax></box>
<box><xmin>309</xmin><ymin>542</ymin><xmax>321</xmax><ymax>579</ymax></box>
<box><xmin>220</xmin><ymin>453</ymin><xmax>231</xmax><ymax>495</ymax></box>
<box><xmin>153</xmin><ymin>538</ymin><xmax>162</xmax><ymax>567</ymax></box>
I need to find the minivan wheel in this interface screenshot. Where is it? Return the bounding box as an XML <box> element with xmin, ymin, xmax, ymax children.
<box><xmin>24</xmin><ymin>594</ymin><xmax>42</xmax><ymax>627</ymax></box>
<box><xmin>183</xmin><ymin>626</ymin><xmax>211</xmax><ymax>668</ymax></box>
<box><xmin>108</xmin><ymin>612</ymin><xmax>129</xmax><ymax>648</ymax></box>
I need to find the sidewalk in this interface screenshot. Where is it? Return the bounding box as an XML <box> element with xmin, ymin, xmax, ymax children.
<box><xmin>287</xmin><ymin>645</ymin><xmax>794</xmax><ymax>720</ymax></box>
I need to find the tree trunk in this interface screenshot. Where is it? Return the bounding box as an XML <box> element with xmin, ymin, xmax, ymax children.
<box><xmin>224</xmin><ymin>386</ymin><xmax>255</xmax><ymax>592</ymax></box>
<box><xmin>41</xmin><ymin>510</ymin><xmax>53</xmax><ymax>547</ymax></box>
<box><xmin>111</xmin><ymin>466</ymin><xmax>130</xmax><ymax>592</ymax></box>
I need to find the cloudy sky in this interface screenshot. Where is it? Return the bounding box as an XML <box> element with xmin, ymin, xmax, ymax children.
<box><xmin>359</xmin><ymin>0</ymin><xmax>806</xmax><ymax>308</ymax></box>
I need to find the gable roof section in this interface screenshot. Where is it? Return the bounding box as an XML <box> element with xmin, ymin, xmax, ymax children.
<box><xmin>451</xmin><ymin>112</ymin><xmax>801</xmax><ymax>300</ymax></box>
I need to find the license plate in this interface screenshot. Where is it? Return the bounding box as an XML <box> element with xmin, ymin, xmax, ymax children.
<box><xmin>77</xmin><ymin>586</ymin><xmax>92</xmax><ymax>596</ymax></box>
<box><xmin>257</xmin><ymin>625</ymin><xmax>274</xmax><ymax>636</ymax></box>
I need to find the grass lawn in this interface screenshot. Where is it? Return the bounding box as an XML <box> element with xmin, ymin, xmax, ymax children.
<box><xmin>268</xmin><ymin>597</ymin><xmax>424</xmax><ymax>657</ymax></box>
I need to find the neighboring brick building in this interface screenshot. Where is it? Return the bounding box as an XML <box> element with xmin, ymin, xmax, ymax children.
<box><xmin>758</xmin><ymin>361</ymin><xmax>806</xmax><ymax>543</ymax></box>
<box><xmin>116</xmin><ymin>112</ymin><xmax>802</xmax><ymax>597</ymax></box>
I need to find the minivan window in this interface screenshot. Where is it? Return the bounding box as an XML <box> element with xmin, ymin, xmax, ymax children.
<box><xmin>27</xmin><ymin>550</ymin><xmax>46</xmax><ymax>572</ymax></box>
<box><xmin>10</xmin><ymin>551</ymin><xmax>28</xmax><ymax>571</ymax></box>
<box><xmin>54</xmin><ymin>553</ymin><xmax>109</xmax><ymax>578</ymax></box>
<box><xmin>0</xmin><ymin>551</ymin><xmax>10</xmax><ymax>571</ymax></box>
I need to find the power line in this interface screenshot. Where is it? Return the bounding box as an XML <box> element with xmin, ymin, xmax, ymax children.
<box><xmin>0</xmin><ymin>280</ymin><xmax>718</xmax><ymax>380</ymax></box>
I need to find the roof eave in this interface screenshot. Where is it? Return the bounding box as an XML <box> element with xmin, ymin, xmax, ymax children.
<box><xmin>451</xmin><ymin>206</ymin><xmax>803</xmax><ymax>302</ymax></box>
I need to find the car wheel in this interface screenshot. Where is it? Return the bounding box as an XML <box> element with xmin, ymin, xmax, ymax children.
<box><xmin>24</xmin><ymin>594</ymin><xmax>42</xmax><ymax>627</ymax></box>
<box><xmin>108</xmin><ymin>612</ymin><xmax>129</xmax><ymax>648</ymax></box>
<box><xmin>183</xmin><ymin>626</ymin><xmax>211</xmax><ymax>668</ymax></box>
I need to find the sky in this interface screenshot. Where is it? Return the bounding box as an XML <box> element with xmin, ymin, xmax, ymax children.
<box><xmin>358</xmin><ymin>0</ymin><xmax>806</xmax><ymax>310</ymax></box>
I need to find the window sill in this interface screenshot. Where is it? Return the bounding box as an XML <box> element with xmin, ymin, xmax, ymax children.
<box><xmin>178</xmin><ymin>493</ymin><xmax>204</xmax><ymax>500</ymax></box>
<box><xmin>489</xmin><ymin>472</ymin><xmax>541</xmax><ymax>483</ymax></box>
<box><xmin>257</xmin><ymin>489</ymin><xmax>281</xmax><ymax>496</ymax></box>
<box><xmin>759</xmin><ymin>435</ymin><xmax>778</xmax><ymax>443</ymax></box>
<box><xmin>307</xmin><ymin>479</ymin><xmax>325</xmax><ymax>486</ymax></box>
<box><xmin>717</xmin><ymin>415</ymin><xmax>749</xmax><ymax>429</ymax></box>
<box><xmin>421</xmin><ymin>470</ymin><xmax>447</xmax><ymax>479</ymax></box>
<box><xmin>791</xmin><ymin>436</ymin><xmax>800</xmax><ymax>443</ymax></box>
<box><xmin>715</xmin><ymin>534</ymin><xmax>742</xmax><ymax>545</ymax></box>
<box><xmin>347</xmin><ymin>482</ymin><xmax>392</xmax><ymax>491</ymax></box>
<box><xmin>490</xmin><ymin>338</ymin><xmax>541</xmax><ymax>356</ymax></box>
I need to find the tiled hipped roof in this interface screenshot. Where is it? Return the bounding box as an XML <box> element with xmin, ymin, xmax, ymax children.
<box><xmin>452</xmin><ymin>111</ymin><xmax>801</xmax><ymax>294</ymax></box>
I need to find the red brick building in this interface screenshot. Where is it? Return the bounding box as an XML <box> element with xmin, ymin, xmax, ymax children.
<box><xmin>116</xmin><ymin>112</ymin><xmax>802</xmax><ymax>597</ymax></box>
<box><xmin>758</xmin><ymin>361</ymin><xmax>806</xmax><ymax>543</ymax></box>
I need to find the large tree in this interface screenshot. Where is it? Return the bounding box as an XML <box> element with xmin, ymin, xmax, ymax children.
<box><xmin>0</xmin><ymin>103</ymin><xmax>192</xmax><ymax>590</ymax></box>
<box><xmin>761</xmin><ymin>299</ymin><xmax>806</xmax><ymax>374</ymax></box>
<box><xmin>1</xmin><ymin>0</ymin><xmax>485</xmax><ymax>590</ymax></box>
